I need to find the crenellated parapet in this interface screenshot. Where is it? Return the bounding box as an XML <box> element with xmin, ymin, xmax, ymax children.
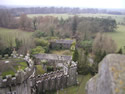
<box><xmin>36</xmin><ymin>70</ymin><xmax>69</xmax><ymax>92</ymax></box>
<box><xmin>0</xmin><ymin>52</ymin><xmax>34</xmax><ymax>88</ymax></box>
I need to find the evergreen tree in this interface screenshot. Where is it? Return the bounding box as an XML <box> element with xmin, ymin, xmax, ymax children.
<box><xmin>50</xmin><ymin>28</ymin><xmax>54</xmax><ymax>36</ymax></box>
<box><xmin>117</xmin><ymin>48</ymin><xmax>123</xmax><ymax>54</ymax></box>
<box><xmin>72</xmin><ymin>16</ymin><xmax>77</xmax><ymax>35</ymax></box>
<box><xmin>15</xmin><ymin>38</ymin><xmax>22</xmax><ymax>50</ymax></box>
<box><xmin>73</xmin><ymin>48</ymin><xmax>79</xmax><ymax>62</ymax></box>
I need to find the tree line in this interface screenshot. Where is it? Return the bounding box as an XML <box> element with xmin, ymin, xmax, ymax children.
<box><xmin>0</xmin><ymin>9</ymin><xmax>117</xmax><ymax>33</ymax></box>
<box><xmin>5</xmin><ymin>7</ymin><xmax>124</xmax><ymax>16</ymax></box>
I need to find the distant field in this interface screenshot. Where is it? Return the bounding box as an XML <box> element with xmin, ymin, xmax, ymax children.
<box><xmin>106</xmin><ymin>25</ymin><xmax>125</xmax><ymax>50</ymax></box>
<box><xmin>28</xmin><ymin>14</ymin><xmax>73</xmax><ymax>19</ymax></box>
<box><xmin>28</xmin><ymin>13</ymin><xmax>125</xmax><ymax>23</ymax></box>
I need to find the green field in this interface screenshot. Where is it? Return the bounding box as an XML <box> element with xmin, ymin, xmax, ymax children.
<box><xmin>28</xmin><ymin>13</ymin><xmax>125</xmax><ymax>23</ymax></box>
<box><xmin>36</xmin><ymin>65</ymin><xmax>45</xmax><ymax>75</ymax></box>
<box><xmin>106</xmin><ymin>25</ymin><xmax>125</xmax><ymax>50</ymax></box>
<box><xmin>0</xmin><ymin>27</ymin><xmax>33</xmax><ymax>46</ymax></box>
<box><xmin>28</xmin><ymin>14</ymin><xmax>73</xmax><ymax>19</ymax></box>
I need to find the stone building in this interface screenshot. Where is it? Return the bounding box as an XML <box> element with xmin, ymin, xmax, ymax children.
<box><xmin>0</xmin><ymin>52</ymin><xmax>77</xmax><ymax>94</ymax></box>
<box><xmin>50</xmin><ymin>39</ymin><xmax>74</xmax><ymax>49</ymax></box>
<box><xmin>33</xmin><ymin>53</ymin><xmax>78</xmax><ymax>93</ymax></box>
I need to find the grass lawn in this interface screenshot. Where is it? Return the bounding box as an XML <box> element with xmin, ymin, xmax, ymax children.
<box><xmin>50</xmin><ymin>50</ymin><xmax>73</xmax><ymax>56</ymax></box>
<box><xmin>47</xmin><ymin>74</ymin><xmax>92</xmax><ymax>94</ymax></box>
<box><xmin>36</xmin><ymin>65</ymin><xmax>45</xmax><ymax>75</ymax></box>
<box><xmin>1</xmin><ymin>70</ymin><xmax>15</xmax><ymax>77</ymax></box>
<box><xmin>0</xmin><ymin>27</ymin><xmax>33</xmax><ymax>46</ymax></box>
<box><xmin>106</xmin><ymin>25</ymin><xmax>125</xmax><ymax>51</ymax></box>
<box><xmin>0</xmin><ymin>58</ymin><xmax>28</xmax><ymax>77</ymax></box>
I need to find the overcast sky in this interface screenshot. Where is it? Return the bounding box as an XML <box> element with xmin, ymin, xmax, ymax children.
<box><xmin>0</xmin><ymin>0</ymin><xmax>125</xmax><ymax>9</ymax></box>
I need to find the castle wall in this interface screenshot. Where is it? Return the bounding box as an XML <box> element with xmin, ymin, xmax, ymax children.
<box><xmin>0</xmin><ymin>78</ymin><xmax>31</xmax><ymax>94</ymax></box>
<box><xmin>67</xmin><ymin>66</ymin><xmax>77</xmax><ymax>86</ymax></box>
<box><xmin>0</xmin><ymin>54</ymin><xmax>35</xmax><ymax>94</ymax></box>
<box><xmin>36</xmin><ymin>70</ymin><xmax>68</xmax><ymax>93</ymax></box>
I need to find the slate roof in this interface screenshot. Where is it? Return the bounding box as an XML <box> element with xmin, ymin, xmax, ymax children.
<box><xmin>34</xmin><ymin>53</ymin><xmax>72</xmax><ymax>61</ymax></box>
<box><xmin>52</xmin><ymin>39</ymin><xmax>74</xmax><ymax>44</ymax></box>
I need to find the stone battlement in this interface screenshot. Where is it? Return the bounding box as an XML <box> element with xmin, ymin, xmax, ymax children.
<box><xmin>0</xmin><ymin>53</ymin><xmax>34</xmax><ymax>88</ymax></box>
<box><xmin>32</xmin><ymin>63</ymin><xmax>77</xmax><ymax>93</ymax></box>
<box><xmin>35</xmin><ymin>70</ymin><xmax>69</xmax><ymax>92</ymax></box>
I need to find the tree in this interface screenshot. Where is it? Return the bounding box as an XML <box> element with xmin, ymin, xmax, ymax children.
<box><xmin>77</xmin><ymin>49</ymin><xmax>91</xmax><ymax>75</ymax></box>
<box><xmin>80</xmin><ymin>40</ymin><xmax>92</xmax><ymax>53</ymax></box>
<box><xmin>50</xmin><ymin>28</ymin><xmax>54</xmax><ymax>36</ymax></box>
<box><xmin>72</xmin><ymin>48</ymin><xmax>79</xmax><ymax>62</ymax></box>
<box><xmin>117</xmin><ymin>48</ymin><xmax>123</xmax><ymax>54</ymax></box>
<box><xmin>0</xmin><ymin>36</ymin><xmax>4</xmax><ymax>50</ymax></box>
<box><xmin>91</xmin><ymin>50</ymin><xmax>107</xmax><ymax>75</ymax></box>
<box><xmin>33</xmin><ymin>30</ymin><xmax>46</xmax><ymax>38</ymax></box>
<box><xmin>92</xmin><ymin>33</ymin><xmax>117</xmax><ymax>54</ymax></box>
<box><xmin>15</xmin><ymin>38</ymin><xmax>22</xmax><ymax>50</ymax></box>
<box><xmin>0</xmin><ymin>9</ymin><xmax>17</xmax><ymax>28</ymax></box>
<box><xmin>17</xmin><ymin>35</ymin><xmax>35</xmax><ymax>54</ymax></box>
<box><xmin>32</xmin><ymin>17</ymin><xmax>38</xmax><ymax>30</ymax></box>
<box><xmin>19</xmin><ymin>14</ymin><xmax>33</xmax><ymax>31</ymax></box>
<box><xmin>72</xmin><ymin>16</ymin><xmax>78</xmax><ymax>35</ymax></box>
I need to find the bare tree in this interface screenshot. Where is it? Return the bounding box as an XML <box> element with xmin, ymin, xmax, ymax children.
<box><xmin>19</xmin><ymin>14</ymin><xmax>33</xmax><ymax>31</ymax></box>
<box><xmin>92</xmin><ymin>33</ymin><xmax>117</xmax><ymax>54</ymax></box>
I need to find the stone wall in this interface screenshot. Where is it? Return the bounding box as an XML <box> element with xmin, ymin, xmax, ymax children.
<box><xmin>35</xmin><ymin>65</ymin><xmax>77</xmax><ymax>93</ymax></box>
<box><xmin>0</xmin><ymin>79</ymin><xmax>31</xmax><ymax>94</ymax></box>
<box><xmin>0</xmin><ymin>54</ymin><xmax>35</xmax><ymax>94</ymax></box>
<box><xmin>86</xmin><ymin>54</ymin><xmax>125</xmax><ymax>94</ymax></box>
<box><xmin>35</xmin><ymin>70</ymin><xmax>68</xmax><ymax>93</ymax></box>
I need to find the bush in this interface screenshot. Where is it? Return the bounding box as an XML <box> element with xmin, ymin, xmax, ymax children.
<box><xmin>0</xmin><ymin>48</ymin><xmax>12</xmax><ymax>57</ymax></box>
<box><xmin>31</xmin><ymin>46</ymin><xmax>45</xmax><ymax>55</ymax></box>
<box><xmin>34</xmin><ymin>38</ymin><xmax>49</xmax><ymax>47</ymax></box>
<box><xmin>47</xmin><ymin>66</ymin><xmax>54</xmax><ymax>72</ymax></box>
<box><xmin>33</xmin><ymin>30</ymin><xmax>47</xmax><ymax>38</ymax></box>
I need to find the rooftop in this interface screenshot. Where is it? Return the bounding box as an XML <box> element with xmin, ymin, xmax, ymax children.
<box><xmin>52</xmin><ymin>39</ymin><xmax>74</xmax><ymax>44</ymax></box>
<box><xmin>34</xmin><ymin>53</ymin><xmax>72</xmax><ymax>61</ymax></box>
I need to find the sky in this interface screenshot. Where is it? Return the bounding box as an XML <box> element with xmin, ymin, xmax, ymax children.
<box><xmin>0</xmin><ymin>0</ymin><xmax>125</xmax><ymax>9</ymax></box>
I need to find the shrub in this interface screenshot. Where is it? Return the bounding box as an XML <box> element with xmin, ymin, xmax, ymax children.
<box><xmin>34</xmin><ymin>38</ymin><xmax>49</xmax><ymax>47</ymax></box>
<box><xmin>33</xmin><ymin>30</ymin><xmax>47</xmax><ymax>38</ymax></box>
<box><xmin>47</xmin><ymin>66</ymin><xmax>54</xmax><ymax>72</ymax></box>
<box><xmin>31</xmin><ymin>46</ymin><xmax>45</xmax><ymax>55</ymax></box>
